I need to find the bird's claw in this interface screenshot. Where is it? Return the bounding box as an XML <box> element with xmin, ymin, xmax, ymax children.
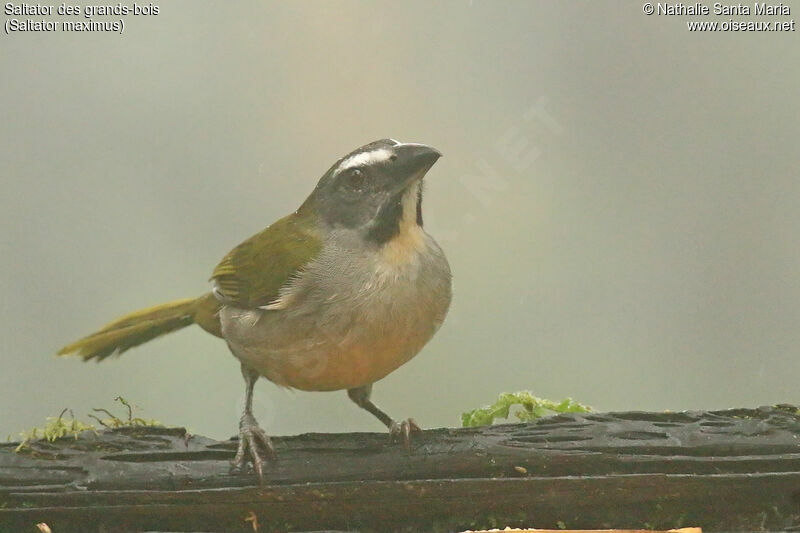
<box><xmin>389</xmin><ymin>417</ymin><xmax>421</xmax><ymax>450</ymax></box>
<box><xmin>232</xmin><ymin>414</ymin><xmax>275</xmax><ymax>483</ymax></box>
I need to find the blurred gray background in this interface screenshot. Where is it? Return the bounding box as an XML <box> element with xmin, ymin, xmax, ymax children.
<box><xmin>2</xmin><ymin>1</ymin><xmax>799</xmax><ymax>440</ymax></box>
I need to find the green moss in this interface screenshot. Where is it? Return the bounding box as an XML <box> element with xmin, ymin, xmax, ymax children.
<box><xmin>461</xmin><ymin>391</ymin><xmax>592</xmax><ymax>427</ymax></box>
<box><xmin>87</xmin><ymin>396</ymin><xmax>161</xmax><ymax>429</ymax></box>
<box><xmin>14</xmin><ymin>396</ymin><xmax>161</xmax><ymax>453</ymax></box>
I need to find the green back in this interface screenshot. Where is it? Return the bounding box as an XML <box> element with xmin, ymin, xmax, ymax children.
<box><xmin>211</xmin><ymin>211</ymin><xmax>321</xmax><ymax>308</ymax></box>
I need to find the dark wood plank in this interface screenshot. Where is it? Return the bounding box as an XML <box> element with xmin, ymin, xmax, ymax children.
<box><xmin>2</xmin><ymin>405</ymin><xmax>799</xmax><ymax>532</ymax></box>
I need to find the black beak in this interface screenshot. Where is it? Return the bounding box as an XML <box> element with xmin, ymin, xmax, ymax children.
<box><xmin>392</xmin><ymin>143</ymin><xmax>442</xmax><ymax>186</ymax></box>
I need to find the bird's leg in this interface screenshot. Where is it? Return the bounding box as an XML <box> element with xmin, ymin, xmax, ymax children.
<box><xmin>347</xmin><ymin>384</ymin><xmax>420</xmax><ymax>449</ymax></box>
<box><xmin>232</xmin><ymin>364</ymin><xmax>275</xmax><ymax>482</ymax></box>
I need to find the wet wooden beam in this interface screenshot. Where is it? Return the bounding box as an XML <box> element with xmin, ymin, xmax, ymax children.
<box><xmin>2</xmin><ymin>405</ymin><xmax>799</xmax><ymax>532</ymax></box>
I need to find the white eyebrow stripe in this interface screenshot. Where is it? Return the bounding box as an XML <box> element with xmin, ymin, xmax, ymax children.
<box><xmin>339</xmin><ymin>148</ymin><xmax>392</xmax><ymax>171</ymax></box>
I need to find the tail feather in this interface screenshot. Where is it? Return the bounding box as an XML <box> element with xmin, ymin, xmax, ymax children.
<box><xmin>58</xmin><ymin>295</ymin><xmax>220</xmax><ymax>361</ymax></box>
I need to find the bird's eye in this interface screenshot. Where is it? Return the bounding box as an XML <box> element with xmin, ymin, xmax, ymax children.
<box><xmin>346</xmin><ymin>168</ymin><xmax>366</xmax><ymax>190</ymax></box>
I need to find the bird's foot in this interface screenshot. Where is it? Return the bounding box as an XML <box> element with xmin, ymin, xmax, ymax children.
<box><xmin>232</xmin><ymin>413</ymin><xmax>276</xmax><ymax>483</ymax></box>
<box><xmin>389</xmin><ymin>418</ymin><xmax>421</xmax><ymax>450</ymax></box>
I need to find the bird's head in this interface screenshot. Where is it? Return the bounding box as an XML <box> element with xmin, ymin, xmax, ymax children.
<box><xmin>302</xmin><ymin>139</ymin><xmax>442</xmax><ymax>244</ymax></box>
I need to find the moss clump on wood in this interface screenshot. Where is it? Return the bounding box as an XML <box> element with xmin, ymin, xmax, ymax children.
<box><xmin>14</xmin><ymin>396</ymin><xmax>161</xmax><ymax>453</ymax></box>
<box><xmin>461</xmin><ymin>391</ymin><xmax>592</xmax><ymax>427</ymax></box>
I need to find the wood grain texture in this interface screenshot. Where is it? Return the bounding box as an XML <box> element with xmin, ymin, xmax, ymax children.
<box><xmin>2</xmin><ymin>406</ymin><xmax>799</xmax><ymax>532</ymax></box>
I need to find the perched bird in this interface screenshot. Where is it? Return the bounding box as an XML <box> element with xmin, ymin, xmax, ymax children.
<box><xmin>58</xmin><ymin>139</ymin><xmax>452</xmax><ymax>480</ymax></box>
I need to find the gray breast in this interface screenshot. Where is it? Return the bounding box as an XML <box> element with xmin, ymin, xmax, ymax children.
<box><xmin>219</xmin><ymin>229</ymin><xmax>452</xmax><ymax>391</ymax></box>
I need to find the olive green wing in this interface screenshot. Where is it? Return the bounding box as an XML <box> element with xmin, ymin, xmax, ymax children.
<box><xmin>211</xmin><ymin>213</ymin><xmax>322</xmax><ymax>309</ymax></box>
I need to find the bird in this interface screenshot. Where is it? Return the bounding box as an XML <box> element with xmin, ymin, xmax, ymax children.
<box><xmin>58</xmin><ymin>138</ymin><xmax>452</xmax><ymax>481</ymax></box>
